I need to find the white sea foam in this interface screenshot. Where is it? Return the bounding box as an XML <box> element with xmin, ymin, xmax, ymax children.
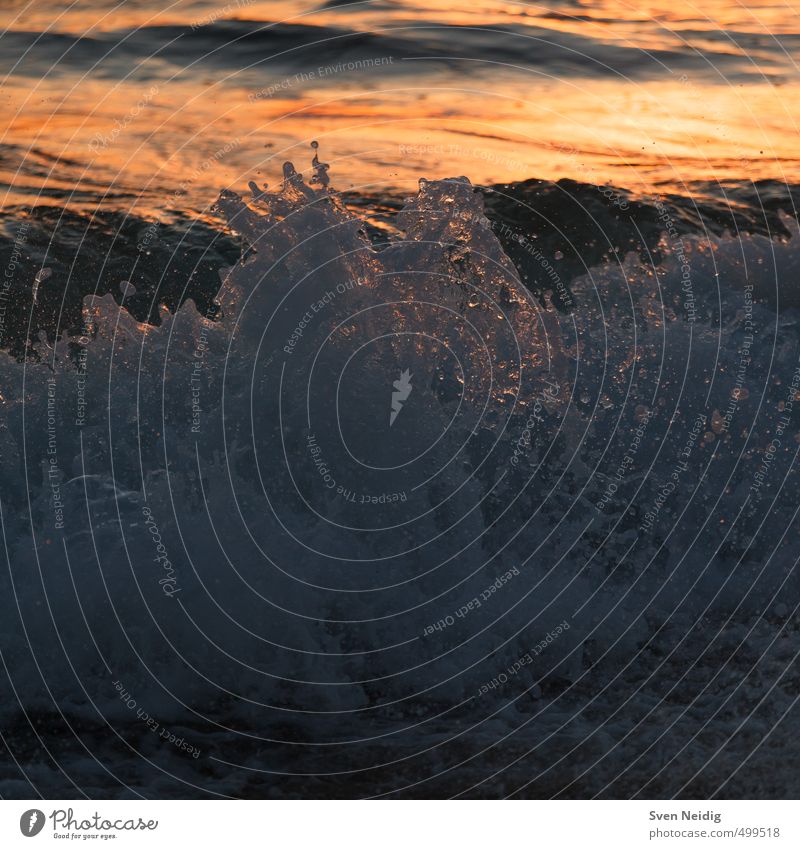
<box><xmin>1</xmin><ymin>163</ymin><xmax>798</xmax><ymax>795</ymax></box>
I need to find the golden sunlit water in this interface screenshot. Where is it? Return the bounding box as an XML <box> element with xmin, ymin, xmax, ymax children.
<box><xmin>1</xmin><ymin>0</ymin><xmax>798</xmax><ymax>215</ymax></box>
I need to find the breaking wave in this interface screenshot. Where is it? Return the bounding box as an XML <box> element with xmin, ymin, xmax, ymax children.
<box><xmin>1</xmin><ymin>155</ymin><xmax>800</xmax><ymax>798</ymax></box>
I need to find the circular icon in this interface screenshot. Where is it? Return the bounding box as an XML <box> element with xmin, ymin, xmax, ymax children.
<box><xmin>19</xmin><ymin>810</ymin><xmax>45</xmax><ymax>837</ymax></box>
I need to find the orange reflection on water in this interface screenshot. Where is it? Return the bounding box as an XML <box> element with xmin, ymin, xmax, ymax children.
<box><xmin>3</xmin><ymin>73</ymin><xmax>799</xmax><ymax>214</ymax></box>
<box><xmin>0</xmin><ymin>0</ymin><xmax>798</xmax><ymax>214</ymax></box>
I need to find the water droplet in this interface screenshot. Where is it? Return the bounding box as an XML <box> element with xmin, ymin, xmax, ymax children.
<box><xmin>554</xmin><ymin>250</ymin><xmax>564</xmax><ymax>260</ymax></box>
<box><xmin>309</xmin><ymin>142</ymin><xmax>330</xmax><ymax>188</ymax></box>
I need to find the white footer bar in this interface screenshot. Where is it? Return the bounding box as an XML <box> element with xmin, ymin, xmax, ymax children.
<box><xmin>2</xmin><ymin>800</ymin><xmax>796</xmax><ymax>848</ymax></box>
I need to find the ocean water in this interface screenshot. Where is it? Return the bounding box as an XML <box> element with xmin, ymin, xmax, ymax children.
<box><xmin>0</xmin><ymin>1</ymin><xmax>799</xmax><ymax>799</ymax></box>
<box><xmin>2</xmin><ymin>0</ymin><xmax>800</xmax><ymax>211</ymax></box>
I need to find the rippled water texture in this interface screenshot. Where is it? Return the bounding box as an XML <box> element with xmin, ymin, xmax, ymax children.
<box><xmin>1</xmin><ymin>0</ymin><xmax>799</xmax><ymax>213</ymax></box>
